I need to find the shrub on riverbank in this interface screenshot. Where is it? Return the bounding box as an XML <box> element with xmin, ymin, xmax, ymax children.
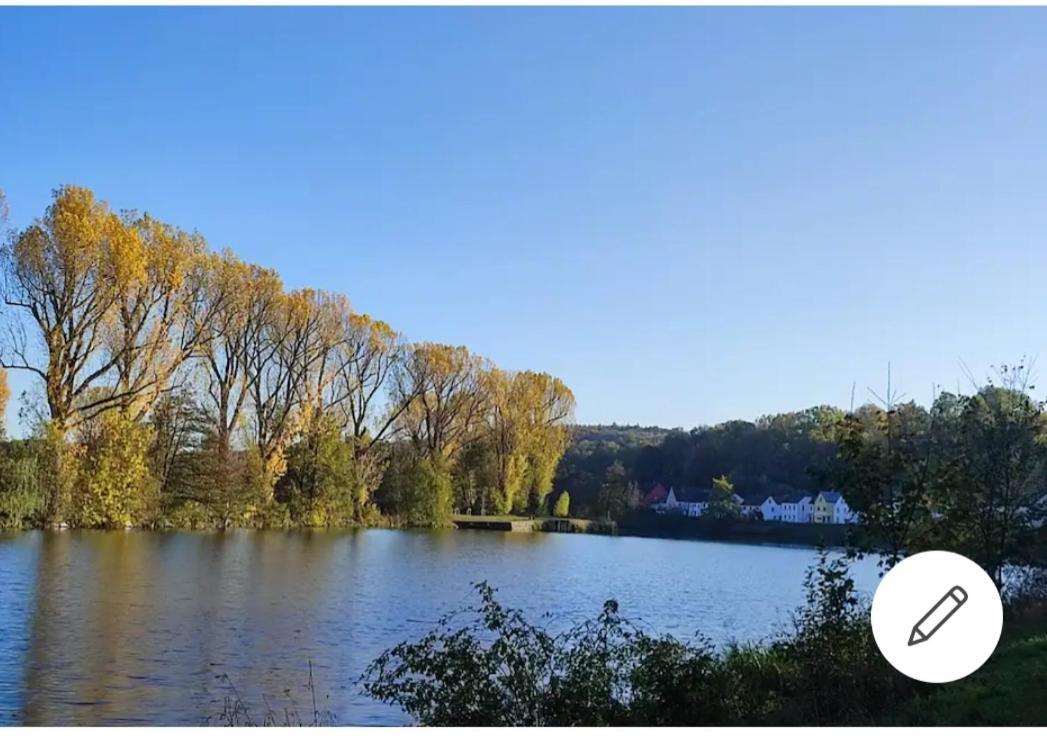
<box><xmin>0</xmin><ymin>439</ymin><xmax>47</xmax><ymax>528</ymax></box>
<box><xmin>360</xmin><ymin>552</ymin><xmax>928</xmax><ymax>726</ymax></box>
<box><xmin>360</xmin><ymin>552</ymin><xmax>1047</xmax><ymax>726</ymax></box>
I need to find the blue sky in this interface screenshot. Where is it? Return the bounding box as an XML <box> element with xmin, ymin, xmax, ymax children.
<box><xmin>2</xmin><ymin>8</ymin><xmax>1047</xmax><ymax>432</ymax></box>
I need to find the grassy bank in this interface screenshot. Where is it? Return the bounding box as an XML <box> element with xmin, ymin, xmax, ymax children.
<box><xmin>891</xmin><ymin>604</ymin><xmax>1047</xmax><ymax>726</ymax></box>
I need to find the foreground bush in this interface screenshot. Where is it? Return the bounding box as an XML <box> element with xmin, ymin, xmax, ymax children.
<box><xmin>361</xmin><ymin>553</ymin><xmax>920</xmax><ymax>726</ymax></box>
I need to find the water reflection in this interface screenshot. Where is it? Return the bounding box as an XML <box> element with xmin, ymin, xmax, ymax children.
<box><xmin>2</xmin><ymin>529</ymin><xmax>881</xmax><ymax>725</ymax></box>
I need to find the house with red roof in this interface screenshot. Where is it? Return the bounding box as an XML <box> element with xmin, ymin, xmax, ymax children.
<box><xmin>641</xmin><ymin>483</ymin><xmax>668</xmax><ymax>508</ymax></box>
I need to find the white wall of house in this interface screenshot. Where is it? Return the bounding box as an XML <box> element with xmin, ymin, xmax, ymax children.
<box><xmin>779</xmin><ymin>497</ymin><xmax>814</xmax><ymax>523</ymax></box>
<box><xmin>760</xmin><ymin>498</ymin><xmax>779</xmax><ymax>521</ymax></box>
<box><xmin>832</xmin><ymin>498</ymin><xmax>858</xmax><ymax>524</ymax></box>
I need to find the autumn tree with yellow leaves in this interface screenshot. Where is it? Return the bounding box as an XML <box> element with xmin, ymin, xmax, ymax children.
<box><xmin>0</xmin><ymin>186</ymin><xmax>576</xmax><ymax>528</ymax></box>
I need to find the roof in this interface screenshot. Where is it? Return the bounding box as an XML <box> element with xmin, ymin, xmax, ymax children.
<box><xmin>820</xmin><ymin>491</ymin><xmax>842</xmax><ymax>504</ymax></box>
<box><xmin>642</xmin><ymin>484</ymin><xmax>668</xmax><ymax>506</ymax></box>
<box><xmin>742</xmin><ymin>494</ymin><xmax>774</xmax><ymax>506</ymax></box>
<box><xmin>777</xmin><ymin>492</ymin><xmax>813</xmax><ymax>504</ymax></box>
<box><xmin>670</xmin><ymin>486</ymin><xmax>712</xmax><ymax>503</ymax></box>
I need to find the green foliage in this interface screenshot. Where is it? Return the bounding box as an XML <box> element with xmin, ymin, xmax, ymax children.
<box><xmin>552</xmin><ymin>491</ymin><xmax>570</xmax><ymax>518</ymax></box>
<box><xmin>705</xmin><ymin>475</ymin><xmax>741</xmax><ymax>523</ymax></box>
<box><xmin>361</xmin><ymin>554</ymin><xmax>916</xmax><ymax>726</ymax></box>
<box><xmin>935</xmin><ymin>384</ymin><xmax>1047</xmax><ymax>584</ymax></box>
<box><xmin>555</xmin><ymin>412</ymin><xmax>840</xmax><ymax>518</ymax></box>
<box><xmin>417</xmin><ymin>457</ymin><xmax>454</xmax><ymax>527</ymax></box>
<box><xmin>831</xmin><ymin>401</ymin><xmax>936</xmax><ymax>569</ymax></box>
<box><xmin>0</xmin><ymin>440</ymin><xmax>47</xmax><ymax>528</ymax></box>
<box><xmin>902</xmin><ymin>634</ymin><xmax>1047</xmax><ymax>726</ymax></box>
<box><xmin>375</xmin><ymin>444</ymin><xmax>461</xmax><ymax>527</ymax></box>
<box><xmin>37</xmin><ymin>422</ymin><xmax>80</xmax><ymax>526</ymax></box>
<box><xmin>596</xmin><ymin>461</ymin><xmax>629</xmax><ymax>520</ymax></box>
<box><xmin>832</xmin><ymin>372</ymin><xmax>1047</xmax><ymax>584</ymax></box>
<box><xmin>453</xmin><ymin>438</ymin><xmax>501</xmax><ymax>515</ymax></box>
<box><xmin>279</xmin><ymin>412</ymin><xmax>356</xmax><ymax>526</ymax></box>
<box><xmin>174</xmin><ymin>433</ymin><xmax>256</xmax><ymax>529</ymax></box>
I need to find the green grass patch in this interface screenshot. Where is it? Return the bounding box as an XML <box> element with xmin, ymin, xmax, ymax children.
<box><xmin>892</xmin><ymin>610</ymin><xmax>1047</xmax><ymax>726</ymax></box>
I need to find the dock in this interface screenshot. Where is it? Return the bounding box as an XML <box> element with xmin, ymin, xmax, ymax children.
<box><xmin>451</xmin><ymin>515</ymin><xmax>616</xmax><ymax>535</ymax></box>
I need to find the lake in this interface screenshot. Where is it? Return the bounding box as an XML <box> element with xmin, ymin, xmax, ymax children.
<box><xmin>0</xmin><ymin>529</ymin><xmax>881</xmax><ymax>725</ymax></box>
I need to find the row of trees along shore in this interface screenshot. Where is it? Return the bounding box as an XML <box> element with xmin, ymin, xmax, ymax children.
<box><xmin>559</xmin><ymin>367</ymin><xmax>1047</xmax><ymax>589</ymax></box>
<box><xmin>0</xmin><ymin>186</ymin><xmax>575</xmax><ymax>529</ymax></box>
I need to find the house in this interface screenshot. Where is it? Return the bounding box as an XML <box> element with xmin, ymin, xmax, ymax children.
<box><xmin>661</xmin><ymin>486</ymin><xmax>711</xmax><ymax>517</ymax></box>
<box><xmin>742</xmin><ymin>494</ymin><xmax>776</xmax><ymax>520</ymax></box>
<box><xmin>641</xmin><ymin>483</ymin><xmax>668</xmax><ymax>508</ymax></box>
<box><xmin>653</xmin><ymin>485</ymin><xmax>857</xmax><ymax>524</ymax></box>
<box><xmin>817</xmin><ymin>491</ymin><xmax>859</xmax><ymax>524</ymax></box>
<box><xmin>760</xmin><ymin>495</ymin><xmax>781</xmax><ymax>521</ymax></box>
<box><xmin>813</xmin><ymin>492</ymin><xmax>835</xmax><ymax>524</ymax></box>
<box><xmin>660</xmin><ymin>486</ymin><xmax>747</xmax><ymax>518</ymax></box>
<box><xmin>777</xmin><ymin>493</ymin><xmax>813</xmax><ymax>523</ymax></box>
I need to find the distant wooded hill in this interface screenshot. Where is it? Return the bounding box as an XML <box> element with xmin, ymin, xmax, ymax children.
<box><xmin>556</xmin><ymin>409</ymin><xmax>842</xmax><ymax>518</ymax></box>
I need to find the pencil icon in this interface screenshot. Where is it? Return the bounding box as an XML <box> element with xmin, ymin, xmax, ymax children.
<box><xmin>908</xmin><ymin>585</ymin><xmax>968</xmax><ymax>646</ymax></box>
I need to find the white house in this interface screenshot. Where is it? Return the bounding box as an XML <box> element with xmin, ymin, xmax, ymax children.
<box><xmin>777</xmin><ymin>493</ymin><xmax>813</xmax><ymax>523</ymax></box>
<box><xmin>741</xmin><ymin>495</ymin><xmax>779</xmax><ymax>521</ymax></box>
<box><xmin>661</xmin><ymin>486</ymin><xmax>709</xmax><ymax>517</ymax></box>
<box><xmin>660</xmin><ymin>486</ymin><xmax>745</xmax><ymax>518</ymax></box>
<box><xmin>826</xmin><ymin>492</ymin><xmax>859</xmax><ymax>524</ymax></box>
<box><xmin>653</xmin><ymin>485</ymin><xmax>856</xmax><ymax>524</ymax></box>
<box><xmin>760</xmin><ymin>495</ymin><xmax>781</xmax><ymax>521</ymax></box>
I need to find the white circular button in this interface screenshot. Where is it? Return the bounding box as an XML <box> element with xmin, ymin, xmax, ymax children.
<box><xmin>871</xmin><ymin>550</ymin><xmax>1003</xmax><ymax>683</ymax></box>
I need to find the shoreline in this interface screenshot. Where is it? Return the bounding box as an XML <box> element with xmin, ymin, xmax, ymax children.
<box><xmin>2</xmin><ymin>514</ymin><xmax>865</xmax><ymax>552</ymax></box>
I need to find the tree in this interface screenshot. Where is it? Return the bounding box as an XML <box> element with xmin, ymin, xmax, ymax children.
<box><xmin>74</xmin><ymin>410</ymin><xmax>157</xmax><ymax>528</ymax></box>
<box><xmin>704</xmin><ymin>475</ymin><xmax>740</xmax><ymax>523</ymax></box>
<box><xmin>598</xmin><ymin>461</ymin><xmax>628</xmax><ymax>520</ymax></box>
<box><xmin>486</xmin><ymin>369</ymin><xmax>575</xmax><ymax>514</ymax></box>
<box><xmin>404</xmin><ymin>456</ymin><xmax>454</xmax><ymax>527</ymax></box>
<box><xmin>328</xmin><ymin>313</ymin><xmax>413</xmax><ymax>516</ymax></box>
<box><xmin>1</xmin><ymin>186</ymin><xmax>134</xmax><ymax>431</ymax></box>
<box><xmin>246</xmin><ymin>288</ymin><xmax>343</xmax><ymax>497</ymax></box>
<box><xmin>279</xmin><ymin>410</ymin><xmax>355</xmax><ymax>526</ymax></box>
<box><xmin>453</xmin><ymin>436</ymin><xmax>499</xmax><ymax>515</ymax></box>
<box><xmin>148</xmin><ymin>386</ymin><xmax>210</xmax><ymax>502</ymax></box>
<box><xmin>104</xmin><ymin>213</ymin><xmax>214</xmax><ymax>421</ymax></box>
<box><xmin>518</xmin><ymin>372</ymin><xmax>575</xmax><ymax>513</ymax></box>
<box><xmin>831</xmin><ymin>401</ymin><xmax>936</xmax><ymax>570</ymax></box>
<box><xmin>394</xmin><ymin>343</ymin><xmax>489</xmax><ymax>463</ymax></box>
<box><xmin>0</xmin><ymin>185</ymin><xmax>578</xmax><ymax>529</ymax></box>
<box><xmin>0</xmin><ymin>368</ymin><xmax>9</xmax><ymax>438</ymax></box>
<box><xmin>485</xmin><ymin>368</ymin><xmax>531</xmax><ymax>513</ymax></box>
<box><xmin>936</xmin><ymin>373</ymin><xmax>1047</xmax><ymax>586</ymax></box>
<box><xmin>553</xmin><ymin>490</ymin><xmax>570</xmax><ymax>518</ymax></box>
<box><xmin>196</xmin><ymin>253</ymin><xmax>282</xmax><ymax>459</ymax></box>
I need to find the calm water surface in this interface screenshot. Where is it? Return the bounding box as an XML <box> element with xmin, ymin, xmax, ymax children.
<box><xmin>0</xmin><ymin>529</ymin><xmax>880</xmax><ymax>725</ymax></box>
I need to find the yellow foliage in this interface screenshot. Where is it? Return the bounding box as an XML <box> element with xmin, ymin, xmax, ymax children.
<box><xmin>0</xmin><ymin>369</ymin><xmax>9</xmax><ymax>438</ymax></box>
<box><xmin>75</xmin><ymin>412</ymin><xmax>158</xmax><ymax>528</ymax></box>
